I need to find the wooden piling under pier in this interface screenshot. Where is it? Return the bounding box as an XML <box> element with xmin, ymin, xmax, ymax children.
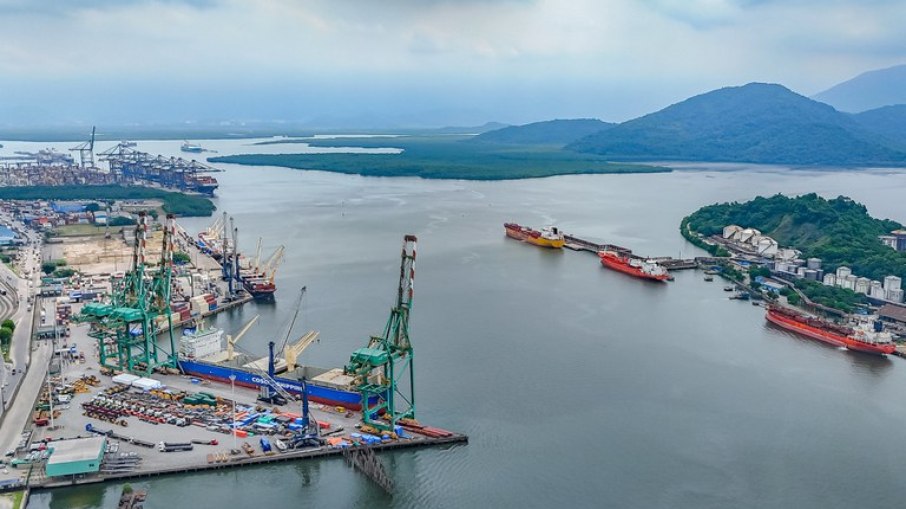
<box><xmin>344</xmin><ymin>446</ymin><xmax>394</xmax><ymax>494</ymax></box>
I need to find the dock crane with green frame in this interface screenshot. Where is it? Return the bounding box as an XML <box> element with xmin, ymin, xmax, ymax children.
<box><xmin>77</xmin><ymin>212</ymin><xmax>178</xmax><ymax>374</ymax></box>
<box><xmin>345</xmin><ymin>235</ymin><xmax>417</xmax><ymax>431</ymax></box>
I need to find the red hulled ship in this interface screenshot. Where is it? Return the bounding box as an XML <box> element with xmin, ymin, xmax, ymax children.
<box><xmin>765</xmin><ymin>305</ymin><xmax>896</xmax><ymax>355</ymax></box>
<box><xmin>597</xmin><ymin>250</ymin><xmax>669</xmax><ymax>282</ymax></box>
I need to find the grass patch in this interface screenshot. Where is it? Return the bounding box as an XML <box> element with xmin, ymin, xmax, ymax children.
<box><xmin>210</xmin><ymin>135</ymin><xmax>669</xmax><ymax>180</ymax></box>
<box><xmin>0</xmin><ymin>185</ymin><xmax>215</xmax><ymax>217</ymax></box>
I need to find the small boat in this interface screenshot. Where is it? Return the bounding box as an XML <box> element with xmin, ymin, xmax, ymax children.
<box><xmin>704</xmin><ymin>275</ymin><xmax>714</xmax><ymax>282</ymax></box>
<box><xmin>723</xmin><ymin>285</ymin><xmax>734</xmax><ymax>291</ymax></box>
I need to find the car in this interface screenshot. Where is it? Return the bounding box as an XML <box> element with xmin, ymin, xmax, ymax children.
<box><xmin>3</xmin><ymin>450</ymin><xmax>14</xmax><ymax>458</ymax></box>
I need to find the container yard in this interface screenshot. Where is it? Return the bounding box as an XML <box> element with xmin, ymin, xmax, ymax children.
<box><xmin>0</xmin><ymin>228</ymin><xmax>466</xmax><ymax>495</ymax></box>
<box><xmin>0</xmin><ymin>132</ymin><xmax>221</xmax><ymax>195</ymax></box>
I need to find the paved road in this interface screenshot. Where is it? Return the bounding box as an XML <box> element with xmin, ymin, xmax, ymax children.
<box><xmin>0</xmin><ymin>219</ymin><xmax>44</xmax><ymax>440</ymax></box>
<box><xmin>0</xmin><ymin>339</ymin><xmax>50</xmax><ymax>457</ymax></box>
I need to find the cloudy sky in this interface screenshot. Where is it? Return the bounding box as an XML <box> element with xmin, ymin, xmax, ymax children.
<box><xmin>1</xmin><ymin>0</ymin><xmax>904</xmax><ymax>128</ymax></box>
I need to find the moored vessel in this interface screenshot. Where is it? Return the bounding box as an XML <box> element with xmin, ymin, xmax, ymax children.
<box><xmin>598</xmin><ymin>250</ymin><xmax>669</xmax><ymax>281</ymax></box>
<box><xmin>503</xmin><ymin>223</ymin><xmax>565</xmax><ymax>248</ymax></box>
<box><xmin>181</xmin><ymin>141</ymin><xmax>204</xmax><ymax>153</ymax></box>
<box><xmin>765</xmin><ymin>305</ymin><xmax>896</xmax><ymax>355</ymax></box>
<box><xmin>177</xmin><ymin>325</ymin><xmax>366</xmax><ymax>409</ymax></box>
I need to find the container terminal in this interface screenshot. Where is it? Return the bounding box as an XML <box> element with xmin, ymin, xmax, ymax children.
<box><xmin>0</xmin><ymin>129</ymin><xmax>221</xmax><ymax>195</ymax></box>
<box><xmin>0</xmin><ymin>217</ymin><xmax>466</xmax><ymax>497</ymax></box>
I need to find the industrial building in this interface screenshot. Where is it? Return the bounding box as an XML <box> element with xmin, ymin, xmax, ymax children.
<box><xmin>879</xmin><ymin>230</ymin><xmax>906</xmax><ymax>252</ymax></box>
<box><xmin>45</xmin><ymin>436</ymin><xmax>107</xmax><ymax>478</ymax></box>
<box><xmin>878</xmin><ymin>304</ymin><xmax>906</xmax><ymax>326</ymax></box>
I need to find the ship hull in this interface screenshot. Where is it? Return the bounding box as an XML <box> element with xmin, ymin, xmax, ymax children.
<box><xmin>598</xmin><ymin>254</ymin><xmax>669</xmax><ymax>282</ymax></box>
<box><xmin>765</xmin><ymin>310</ymin><xmax>847</xmax><ymax>347</ymax></box>
<box><xmin>844</xmin><ymin>342</ymin><xmax>896</xmax><ymax>355</ymax></box>
<box><xmin>178</xmin><ymin>359</ymin><xmax>365</xmax><ymax>410</ymax></box>
<box><xmin>193</xmin><ymin>184</ymin><xmax>218</xmax><ymax>196</ymax></box>
<box><xmin>242</xmin><ymin>280</ymin><xmax>276</xmax><ymax>299</ymax></box>
<box><xmin>504</xmin><ymin>225</ymin><xmax>565</xmax><ymax>249</ymax></box>
<box><xmin>766</xmin><ymin>309</ymin><xmax>894</xmax><ymax>355</ymax></box>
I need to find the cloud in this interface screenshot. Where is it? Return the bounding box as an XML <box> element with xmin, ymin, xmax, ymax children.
<box><xmin>0</xmin><ymin>0</ymin><xmax>905</xmax><ymax>125</ymax></box>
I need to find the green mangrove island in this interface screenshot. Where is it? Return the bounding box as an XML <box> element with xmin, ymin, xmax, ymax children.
<box><xmin>209</xmin><ymin>135</ymin><xmax>668</xmax><ymax>180</ymax></box>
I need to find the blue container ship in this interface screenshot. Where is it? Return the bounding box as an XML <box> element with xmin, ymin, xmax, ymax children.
<box><xmin>177</xmin><ymin>326</ymin><xmax>366</xmax><ymax>410</ymax></box>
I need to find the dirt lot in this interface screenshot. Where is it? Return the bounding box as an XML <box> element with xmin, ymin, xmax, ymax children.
<box><xmin>60</xmin><ymin>232</ymin><xmax>164</xmax><ymax>275</ymax></box>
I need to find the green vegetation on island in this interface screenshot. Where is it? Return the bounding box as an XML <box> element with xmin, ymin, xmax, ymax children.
<box><xmin>684</xmin><ymin>193</ymin><xmax>906</xmax><ymax>283</ymax></box>
<box><xmin>792</xmin><ymin>279</ymin><xmax>867</xmax><ymax>313</ymax></box>
<box><xmin>680</xmin><ymin>216</ymin><xmax>730</xmax><ymax>257</ymax></box>
<box><xmin>567</xmin><ymin>83</ymin><xmax>906</xmax><ymax>166</ymax></box>
<box><xmin>210</xmin><ymin>135</ymin><xmax>668</xmax><ymax>180</ymax></box>
<box><xmin>472</xmin><ymin>119</ymin><xmax>614</xmax><ymax>146</ymax></box>
<box><xmin>0</xmin><ymin>185</ymin><xmax>215</xmax><ymax>217</ymax></box>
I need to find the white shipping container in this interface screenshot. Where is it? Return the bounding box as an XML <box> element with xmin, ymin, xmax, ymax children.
<box><xmin>112</xmin><ymin>373</ymin><xmax>140</xmax><ymax>386</ymax></box>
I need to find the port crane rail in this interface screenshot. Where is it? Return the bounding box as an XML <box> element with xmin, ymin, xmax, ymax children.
<box><xmin>346</xmin><ymin>235</ymin><xmax>417</xmax><ymax>431</ymax></box>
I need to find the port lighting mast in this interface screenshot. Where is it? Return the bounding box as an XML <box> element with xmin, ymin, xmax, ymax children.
<box><xmin>345</xmin><ymin>235</ymin><xmax>417</xmax><ymax>431</ymax></box>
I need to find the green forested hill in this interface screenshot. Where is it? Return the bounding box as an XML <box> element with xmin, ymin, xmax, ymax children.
<box><xmin>685</xmin><ymin>193</ymin><xmax>906</xmax><ymax>282</ymax></box>
<box><xmin>567</xmin><ymin>83</ymin><xmax>906</xmax><ymax>166</ymax></box>
<box><xmin>852</xmin><ymin>105</ymin><xmax>906</xmax><ymax>150</ymax></box>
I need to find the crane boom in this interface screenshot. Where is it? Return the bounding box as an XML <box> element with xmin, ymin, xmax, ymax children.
<box><xmin>227</xmin><ymin>315</ymin><xmax>259</xmax><ymax>361</ymax></box>
<box><xmin>253</xmin><ymin>237</ymin><xmax>262</xmax><ymax>273</ymax></box>
<box><xmin>345</xmin><ymin>235</ymin><xmax>418</xmax><ymax>431</ymax></box>
<box><xmin>284</xmin><ymin>331</ymin><xmax>320</xmax><ymax>371</ymax></box>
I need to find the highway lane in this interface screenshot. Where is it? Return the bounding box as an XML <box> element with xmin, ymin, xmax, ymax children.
<box><xmin>0</xmin><ymin>219</ymin><xmax>42</xmax><ymax>423</ymax></box>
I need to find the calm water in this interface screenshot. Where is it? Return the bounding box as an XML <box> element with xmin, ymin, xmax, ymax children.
<box><xmin>9</xmin><ymin>139</ymin><xmax>906</xmax><ymax>508</ymax></box>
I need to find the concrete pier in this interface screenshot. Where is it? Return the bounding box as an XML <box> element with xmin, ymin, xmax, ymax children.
<box><xmin>563</xmin><ymin>233</ymin><xmax>718</xmax><ymax>271</ymax></box>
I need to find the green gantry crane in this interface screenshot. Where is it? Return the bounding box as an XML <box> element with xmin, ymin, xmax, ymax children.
<box><xmin>346</xmin><ymin>235</ymin><xmax>418</xmax><ymax>431</ymax></box>
<box><xmin>77</xmin><ymin>212</ymin><xmax>178</xmax><ymax>375</ymax></box>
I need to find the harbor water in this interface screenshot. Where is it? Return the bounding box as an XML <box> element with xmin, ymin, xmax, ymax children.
<box><xmin>6</xmin><ymin>139</ymin><xmax>906</xmax><ymax>508</ymax></box>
